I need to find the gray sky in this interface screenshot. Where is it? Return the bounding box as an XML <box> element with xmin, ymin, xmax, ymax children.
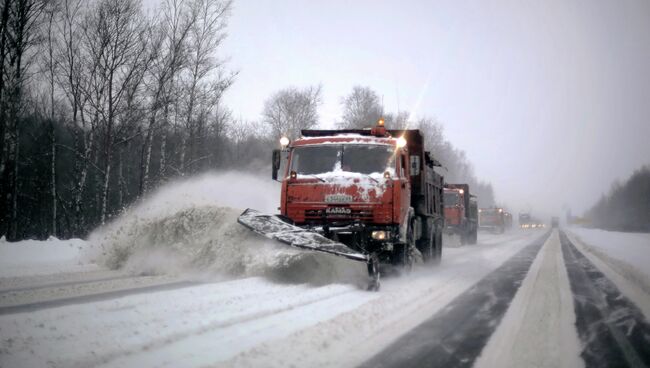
<box><xmin>218</xmin><ymin>0</ymin><xmax>650</xmax><ymax>217</ymax></box>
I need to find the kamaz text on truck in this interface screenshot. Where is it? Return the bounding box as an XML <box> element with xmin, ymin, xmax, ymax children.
<box><xmin>238</xmin><ymin>120</ymin><xmax>446</xmax><ymax>290</ymax></box>
<box><xmin>443</xmin><ymin>184</ymin><xmax>478</xmax><ymax>244</ymax></box>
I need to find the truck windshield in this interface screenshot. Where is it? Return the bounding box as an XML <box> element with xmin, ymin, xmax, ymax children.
<box><xmin>481</xmin><ymin>209</ymin><xmax>500</xmax><ymax>215</ymax></box>
<box><xmin>444</xmin><ymin>192</ymin><xmax>460</xmax><ymax>206</ymax></box>
<box><xmin>291</xmin><ymin>144</ymin><xmax>395</xmax><ymax>175</ymax></box>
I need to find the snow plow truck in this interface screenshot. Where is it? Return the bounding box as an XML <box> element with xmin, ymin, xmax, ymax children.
<box><xmin>479</xmin><ymin>207</ymin><xmax>506</xmax><ymax>233</ymax></box>
<box><xmin>238</xmin><ymin>119</ymin><xmax>445</xmax><ymax>290</ymax></box>
<box><xmin>443</xmin><ymin>184</ymin><xmax>478</xmax><ymax>244</ymax></box>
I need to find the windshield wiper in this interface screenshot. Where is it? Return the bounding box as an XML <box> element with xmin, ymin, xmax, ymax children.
<box><xmin>304</xmin><ymin>174</ymin><xmax>326</xmax><ymax>182</ymax></box>
<box><xmin>359</xmin><ymin>173</ymin><xmax>379</xmax><ymax>184</ymax></box>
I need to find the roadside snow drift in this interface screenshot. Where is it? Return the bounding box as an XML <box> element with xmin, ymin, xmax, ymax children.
<box><xmin>88</xmin><ymin>172</ymin><xmax>366</xmax><ymax>286</ymax></box>
<box><xmin>569</xmin><ymin>228</ymin><xmax>650</xmax><ymax>280</ymax></box>
<box><xmin>0</xmin><ymin>236</ymin><xmax>96</xmax><ymax>278</ymax></box>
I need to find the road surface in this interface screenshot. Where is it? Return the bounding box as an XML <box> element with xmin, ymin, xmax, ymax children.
<box><xmin>1</xmin><ymin>229</ymin><xmax>649</xmax><ymax>368</ymax></box>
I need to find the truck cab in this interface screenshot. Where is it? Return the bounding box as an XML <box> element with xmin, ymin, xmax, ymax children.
<box><xmin>443</xmin><ymin>184</ymin><xmax>478</xmax><ymax>244</ymax></box>
<box><xmin>479</xmin><ymin>207</ymin><xmax>506</xmax><ymax>233</ymax></box>
<box><xmin>271</xmin><ymin>121</ymin><xmax>445</xmax><ymax>268</ymax></box>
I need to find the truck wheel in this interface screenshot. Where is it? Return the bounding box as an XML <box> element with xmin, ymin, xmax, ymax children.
<box><xmin>431</xmin><ymin>224</ymin><xmax>442</xmax><ymax>265</ymax></box>
<box><xmin>470</xmin><ymin>228</ymin><xmax>478</xmax><ymax>244</ymax></box>
<box><xmin>402</xmin><ymin>219</ymin><xmax>416</xmax><ymax>272</ymax></box>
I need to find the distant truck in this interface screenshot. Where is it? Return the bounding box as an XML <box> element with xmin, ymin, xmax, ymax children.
<box><xmin>239</xmin><ymin>119</ymin><xmax>446</xmax><ymax>290</ymax></box>
<box><xmin>551</xmin><ymin>217</ymin><xmax>559</xmax><ymax>228</ymax></box>
<box><xmin>504</xmin><ymin>211</ymin><xmax>513</xmax><ymax>230</ymax></box>
<box><xmin>519</xmin><ymin>212</ymin><xmax>532</xmax><ymax>229</ymax></box>
<box><xmin>519</xmin><ymin>212</ymin><xmax>545</xmax><ymax>229</ymax></box>
<box><xmin>443</xmin><ymin>184</ymin><xmax>478</xmax><ymax>244</ymax></box>
<box><xmin>479</xmin><ymin>207</ymin><xmax>506</xmax><ymax>233</ymax></box>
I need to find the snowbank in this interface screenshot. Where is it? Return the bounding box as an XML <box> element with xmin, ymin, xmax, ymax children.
<box><xmin>0</xmin><ymin>236</ymin><xmax>97</xmax><ymax>278</ymax></box>
<box><xmin>88</xmin><ymin>172</ymin><xmax>366</xmax><ymax>285</ymax></box>
<box><xmin>570</xmin><ymin>228</ymin><xmax>650</xmax><ymax>280</ymax></box>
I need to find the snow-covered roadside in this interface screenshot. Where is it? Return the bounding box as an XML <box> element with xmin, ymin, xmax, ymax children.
<box><xmin>0</xmin><ymin>231</ymin><xmax>538</xmax><ymax>368</ymax></box>
<box><xmin>566</xmin><ymin>230</ymin><xmax>650</xmax><ymax>320</ymax></box>
<box><xmin>475</xmin><ymin>230</ymin><xmax>583</xmax><ymax>368</ymax></box>
<box><xmin>569</xmin><ymin>228</ymin><xmax>650</xmax><ymax>280</ymax></box>
<box><xmin>0</xmin><ymin>237</ymin><xmax>99</xmax><ymax>278</ymax></box>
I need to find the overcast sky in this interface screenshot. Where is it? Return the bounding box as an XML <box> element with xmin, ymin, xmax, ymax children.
<box><xmin>215</xmin><ymin>0</ymin><xmax>650</xmax><ymax>217</ymax></box>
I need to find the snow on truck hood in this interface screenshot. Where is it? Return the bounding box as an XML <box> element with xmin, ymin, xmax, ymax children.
<box><xmin>294</xmin><ymin>169</ymin><xmax>394</xmax><ymax>201</ymax></box>
<box><xmin>292</xmin><ymin>134</ymin><xmax>397</xmax><ymax>146</ymax></box>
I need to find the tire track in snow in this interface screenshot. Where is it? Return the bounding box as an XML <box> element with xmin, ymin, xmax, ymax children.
<box><xmin>0</xmin><ymin>274</ymin><xmax>134</xmax><ymax>294</ymax></box>
<box><xmin>0</xmin><ymin>280</ymin><xmax>200</xmax><ymax>315</ymax></box>
<box><xmin>92</xmin><ymin>286</ymin><xmax>363</xmax><ymax>368</ymax></box>
<box><xmin>360</xmin><ymin>231</ymin><xmax>550</xmax><ymax>368</ymax></box>
<box><xmin>560</xmin><ymin>231</ymin><xmax>650</xmax><ymax>368</ymax></box>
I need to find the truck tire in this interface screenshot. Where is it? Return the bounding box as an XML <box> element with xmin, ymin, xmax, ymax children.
<box><xmin>417</xmin><ymin>218</ymin><xmax>434</xmax><ymax>262</ymax></box>
<box><xmin>460</xmin><ymin>230</ymin><xmax>468</xmax><ymax>245</ymax></box>
<box><xmin>470</xmin><ymin>227</ymin><xmax>478</xmax><ymax>244</ymax></box>
<box><xmin>403</xmin><ymin>217</ymin><xmax>416</xmax><ymax>272</ymax></box>
<box><xmin>430</xmin><ymin>223</ymin><xmax>442</xmax><ymax>265</ymax></box>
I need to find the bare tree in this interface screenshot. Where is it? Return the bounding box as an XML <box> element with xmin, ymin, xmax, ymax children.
<box><xmin>0</xmin><ymin>0</ymin><xmax>241</xmax><ymax>240</ymax></box>
<box><xmin>41</xmin><ymin>0</ymin><xmax>60</xmax><ymax>236</ymax></box>
<box><xmin>262</xmin><ymin>85</ymin><xmax>322</xmax><ymax>140</ymax></box>
<box><xmin>338</xmin><ymin>85</ymin><xmax>383</xmax><ymax>129</ymax></box>
<box><xmin>55</xmin><ymin>0</ymin><xmax>94</xmax><ymax>233</ymax></box>
<box><xmin>227</xmin><ymin>118</ymin><xmax>255</xmax><ymax>161</ymax></box>
<box><xmin>80</xmin><ymin>0</ymin><xmax>149</xmax><ymax>224</ymax></box>
<box><xmin>175</xmin><ymin>0</ymin><xmax>234</xmax><ymax>176</ymax></box>
<box><xmin>139</xmin><ymin>0</ymin><xmax>196</xmax><ymax>193</ymax></box>
<box><xmin>0</xmin><ymin>0</ymin><xmax>47</xmax><ymax>239</ymax></box>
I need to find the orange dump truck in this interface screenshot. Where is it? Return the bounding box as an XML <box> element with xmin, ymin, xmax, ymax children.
<box><xmin>238</xmin><ymin>120</ymin><xmax>445</xmax><ymax>290</ymax></box>
<box><xmin>479</xmin><ymin>207</ymin><xmax>506</xmax><ymax>233</ymax></box>
<box><xmin>443</xmin><ymin>184</ymin><xmax>478</xmax><ymax>244</ymax></box>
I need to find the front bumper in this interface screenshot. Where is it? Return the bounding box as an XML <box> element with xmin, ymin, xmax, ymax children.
<box><xmin>309</xmin><ymin>222</ymin><xmax>400</xmax><ymax>255</ymax></box>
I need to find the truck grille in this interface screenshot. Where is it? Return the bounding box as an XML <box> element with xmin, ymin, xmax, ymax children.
<box><xmin>304</xmin><ymin>208</ymin><xmax>374</xmax><ymax>221</ymax></box>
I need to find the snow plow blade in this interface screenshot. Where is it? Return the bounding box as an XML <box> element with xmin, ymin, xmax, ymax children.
<box><xmin>237</xmin><ymin>208</ymin><xmax>368</xmax><ymax>263</ymax></box>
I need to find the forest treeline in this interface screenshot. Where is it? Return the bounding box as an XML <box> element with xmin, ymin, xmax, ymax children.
<box><xmin>0</xmin><ymin>0</ymin><xmax>494</xmax><ymax>241</ymax></box>
<box><xmin>586</xmin><ymin>165</ymin><xmax>650</xmax><ymax>232</ymax></box>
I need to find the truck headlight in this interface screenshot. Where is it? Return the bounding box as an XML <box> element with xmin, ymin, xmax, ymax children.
<box><xmin>371</xmin><ymin>231</ymin><xmax>388</xmax><ymax>240</ymax></box>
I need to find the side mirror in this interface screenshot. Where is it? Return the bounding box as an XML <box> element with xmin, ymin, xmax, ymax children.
<box><xmin>272</xmin><ymin>149</ymin><xmax>280</xmax><ymax>181</ymax></box>
<box><xmin>410</xmin><ymin>155</ymin><xmax>421</xmax><ymax>176</ymax></box>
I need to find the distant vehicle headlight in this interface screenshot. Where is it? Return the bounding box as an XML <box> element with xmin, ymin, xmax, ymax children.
<box><xmin>371</xmin><ymin>231</ymin><xmax>388</xmax><ymax>240</ymax></box>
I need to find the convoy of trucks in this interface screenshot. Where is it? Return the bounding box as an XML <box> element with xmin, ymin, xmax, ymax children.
<box><xmin>443</xmin><ymin>184</ymin><xmax>478</xmax><ymax>244</ymax></box>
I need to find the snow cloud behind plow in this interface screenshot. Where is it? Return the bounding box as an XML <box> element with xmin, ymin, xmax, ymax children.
<box><xmin>87</xmin><ymin>172</ymin><xmax>366</xmax><ymax>286</ymax></box>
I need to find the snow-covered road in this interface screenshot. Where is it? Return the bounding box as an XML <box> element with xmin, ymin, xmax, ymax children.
<box><xmin>1</xmin><ymin>227</ymin><xmax>649</xmax><ymax>368</ymax></box>
<box><xmin>0</xmin><ymin>230</ymin><xmax>538</xmax><ymax>367</ymax></box>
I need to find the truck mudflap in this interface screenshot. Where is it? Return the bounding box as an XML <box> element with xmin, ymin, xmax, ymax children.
<box><xmin>237</xmin><ymin>208</ymin><xmax>369</xmax><ymax>263</ymax></box>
